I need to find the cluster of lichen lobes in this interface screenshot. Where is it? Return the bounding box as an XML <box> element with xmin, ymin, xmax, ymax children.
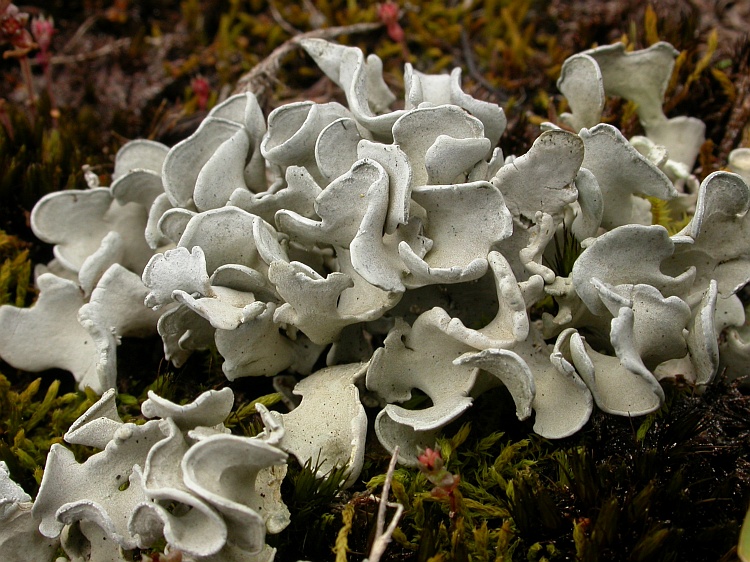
<box><xmin>2</xmin><ymin>2</ymin><xmax>750</xmax><ymax>561</ymax></box>
<box><xmin>2</xmin><ymin>369</ymin><xmax>746</xmax><ymax>561</ymax></box>
<box><xmin>0</xmin><ymin>233</ymin><xmax>88</xmax><ymax>495</ymax></box>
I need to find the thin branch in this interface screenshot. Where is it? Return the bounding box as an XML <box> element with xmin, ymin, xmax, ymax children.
<box><xmin>232</xmin><ymin>21</ymin><xmax>383</xmax><ymax>103</ymax></box>
<box><xmin>460</xmin><ymin>28</ymin><xmax>510</xmax><ymax>102</ymax></box>
<box><xmin>375</xmin><ymin>446</ymin><xmax>399</xmax><ymax>539</ymax></box>
<box><xmin>302</xmin><ymin>0</ymin><xmax>328</xmax><ymax>29</ymax></box>
<box><xmin>367</xmin><ymin>446</ymin><xmax>404</xmax><ymax>562</ymax></box>
<box><xmin>269</xmin><ymin>1</ymin><xmax>302</xmax><ymax>36</ymax></box>
<box><xmin>61</xmin><ymin>14</ymin><xmax>100</xmax><ymax>54</ymax></box>
<box><xmin>719</xmin><ymin>73</ymin><xmax>750</xmax><ymax>163</ymax></box>
<box><xmin>30</xmin><ymin>37</ymin><xmax>130</xmax><ymax>66</ymax></box>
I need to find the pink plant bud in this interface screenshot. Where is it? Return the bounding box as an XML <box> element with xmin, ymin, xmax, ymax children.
<box><xmin>191</xmin><ymin>76</ymin><xmax>210</xmax><ymax>111</ymax></box>
<box><xmin>377</xmin><ymin>1</ymin><xmax>404</xmax><ymax>43</ymax></box>
<box><xmin>31</xmin><ymin>15</ymin><xmax>53</xmax><ymax>53</ymax></box>
<box><xmin>1</xmin><ymin>3</ymin><xmax>35</xmax><ymax>54</ymax></box>
<box><xmin>377</xmin><ymin>1</ymin><xmax>399</xmax><ymax>25</ymax></box>
<box><xmin>387</xmin><ymin>21</ymin><xmax>404</xmax><ymax>43</ymax></box>
<box><xmin>417</xmin><ymin>447</ymin><xmax>443</xmax><ymax>472</ymax></box>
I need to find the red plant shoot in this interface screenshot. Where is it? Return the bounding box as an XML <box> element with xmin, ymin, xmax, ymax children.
<box><xmin>31</xmin><ymin>15</ymin><xmax>53</xmax><ymax>68</ymax></box>
<box><xmin>1</xmin><ymin>2</ymin><xmax>37</xmax><ymax>109</ymax></box>
<box><xmin>31</xmin><ymin>14</ymin><xmax>58</xmax><ymax>120</ymax></box>
<box><xmin>377</xmin><ymin>1</ymin><xmax>404</xmax><ymax>44</ymax></box>
<box><xmin>191</xmin><ymin>75</ymin><xmax>211</xmax><ymax>112</ymax></box>
<box><xmin>417</xmin><ymin>447</ymin><xmax>461</xmax><ymax>516</ymax></box>
<box><xmin>0</xmin><ymin>2</ymin><xmax>34</xmax><ymax>57</ymax></box>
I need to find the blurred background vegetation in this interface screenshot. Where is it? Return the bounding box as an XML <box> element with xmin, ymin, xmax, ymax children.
<box><xmin>1</xmin><ymin>1</ymin><xmax>750</xmax><ymax>560</ymax></box>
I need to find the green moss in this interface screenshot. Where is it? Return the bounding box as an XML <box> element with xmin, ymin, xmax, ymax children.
<box><xmin>341</xmin><ymin>377</ymin><xmax>749</xmax><ymax>562</ymax></box>
<box><xmin>647</xmin><ymin>196</ymin><xmax>691</xmax><ymax>235</ymax></box>
<box><xmin>546</xmin><ymin>225</ymin><xmax>583</xmax><ymax>279</ymax></box>
<box><xmin>0</xmin><ymin>374</ymin><xmax>98</xmax><ymax>495</ymax></box>
<box><xmin>269</xmin><ymin>456</ymin><xmax>351</xmax><ymax>559</ymax></box>
<box><xmin>0</xmin><ymin>230</ymin><xmax>32</xmax><ymax>308</ymax></box>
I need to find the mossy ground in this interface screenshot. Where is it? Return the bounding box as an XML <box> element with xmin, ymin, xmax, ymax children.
<box><xmin>1</xmin><ymin>1</ymin><xmax>750</xmax><ymax>561</ymax></box>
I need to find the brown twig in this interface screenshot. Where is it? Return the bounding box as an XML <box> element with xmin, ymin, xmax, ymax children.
<box><xmin>17</xmin><ymin>55</ymin><xmax>36</xmax><ymax>107</ymax></box>
<box><xmin>460</xmin><ymin>28</ymin><xmax>510</xmax><ymax>102</ymax></box>
<box><xmin>268</xmin><ymin>1</ymin><xmax>302</xmax><ymax>37</ymax></box>
<box><xmin>29</xmin><ymin>37</ymin><xmax>130</xmax><ymax>66</ymax></box>
<box><xmin>60</xmin><ymin>14</ymin><xmax>99</xmax><ymax>54</ymax></box>
<box><xmin>232</xmin><ymin>21</ymin><xmax>383</xmax><ymax>105</ymax></box>
<box><xmin>302</xmin><ymin>0</ymin><xmax>327</xmax><ymax>29</ymax></box>
<box><xmin>719</xmin><ymin>73</ymin><xmax>750</xmax><ymax>162</ymax></box>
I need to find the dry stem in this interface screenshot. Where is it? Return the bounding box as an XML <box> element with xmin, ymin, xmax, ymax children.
<box><xmin>29</xmin><ymin>37</ymin><xmax>131</xmax><ymax>66</ymax></box>
<box><xmin>367</xmin><ymin>446</ymin><xmax>404</xmax><ymax>562</ymax></box>
<box><xmin>232</xmin><ymin>21</ymin><xmax>383</xmax><ymax>105</ymax></box>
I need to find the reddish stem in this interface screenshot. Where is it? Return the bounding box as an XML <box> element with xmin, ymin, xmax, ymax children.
<box><xmin>42</xmin><ymin>61</ymin><xmax>57</xmax><ymax>125</ymax></box>
<box><xmin>18</xmin><ymin>54</ymin><xmax>36</xmax><ymax>113</ymax></box>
